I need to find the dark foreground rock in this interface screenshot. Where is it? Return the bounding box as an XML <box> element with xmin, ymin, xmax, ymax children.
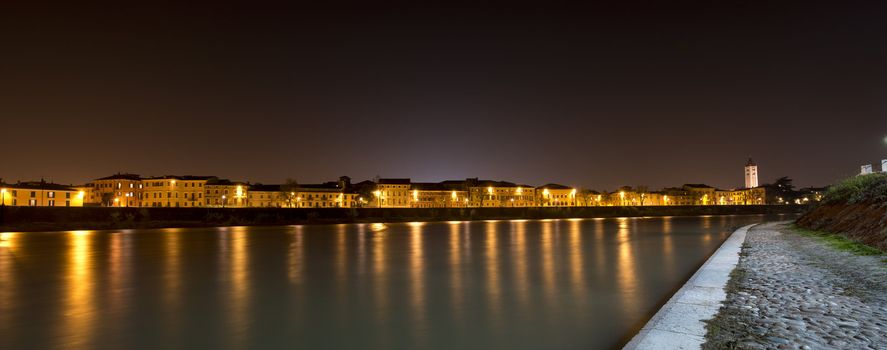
<box><xmin>703</xmin><ymin>223</ymin><xmax>887</xmax><ymax>350</ymax></box>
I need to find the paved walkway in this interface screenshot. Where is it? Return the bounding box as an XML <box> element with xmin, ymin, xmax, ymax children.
<box><xmin>624</xmin><ymin>224</ymin><xmax>755</xmax><ymax>349</ymax></box>
<box><xmin>703</xmin><ymin>222</ymin><xmax>887</xmax><ymax>349</ymax></box>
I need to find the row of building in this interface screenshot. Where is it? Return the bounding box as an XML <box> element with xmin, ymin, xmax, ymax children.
<box><xmin>0</xmin><ymin>175</ymin><xmax>778</xmax><ymax>209</ymax></box>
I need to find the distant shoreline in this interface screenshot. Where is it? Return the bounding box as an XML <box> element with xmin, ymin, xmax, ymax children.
<box><xmin>0</xmin><ymin>205</ymin><xmax>805</xmax><ymax>232</ymax></box>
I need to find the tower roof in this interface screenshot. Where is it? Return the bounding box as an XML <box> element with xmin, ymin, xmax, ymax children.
<box><xmin>746</xmin><ymin>157</ymin><xmax>756</xmax><ymax>166</ymax></box>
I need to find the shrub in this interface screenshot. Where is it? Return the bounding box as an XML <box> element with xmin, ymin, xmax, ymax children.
<box><xmin>822</xmin><ymin>173</ymin><xmax>887</xmax><ymax>205</ymax></box>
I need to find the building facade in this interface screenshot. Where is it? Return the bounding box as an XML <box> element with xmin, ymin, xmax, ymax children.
<box><xmin>0</xmin><ymin>181</ymin><xmax>85</xmax><ymax>207</ymax></box>
<box><xmin>468</xmin><ymin>180</ymin><xmax>536</xmax><ymax>207</ymax></box>
<box><xmin>87</xmin><ymin>173</ymin><xmax>143</xmax><ymax>207</ymax></box>
<box><xmin>205</xmin><ymin>179</ymin><xmax>248</xmax><ymax>208</ymax></box>
<box><xmin>536</xmin><ymin>184</ymin><xmax>578</xmax><ymax>207</ymax></box>
<box><xmin>409</xmin><ymin>182</ymin><xmax>469</xmax><ymax>208</ymax></box>
<box><xmin>141</xmin><ymin>176</ymin><xmax>213</xmax><ymax>207</ymax></box>
<box><xmin>375</xmin><ymin>178</ymin><xmax>411</xmax><ymax>208</ymax></box>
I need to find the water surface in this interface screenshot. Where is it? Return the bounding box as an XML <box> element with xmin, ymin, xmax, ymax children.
<box><xmin>0</xmin><ymin>215</ymin><xmax>787</xmax><ymax>349</ymax></box>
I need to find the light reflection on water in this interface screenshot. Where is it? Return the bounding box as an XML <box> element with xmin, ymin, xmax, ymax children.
<box><xmin>0</xmin><ymin>214</ymin><xmax>790</xmax><ymax>349</ymax></box>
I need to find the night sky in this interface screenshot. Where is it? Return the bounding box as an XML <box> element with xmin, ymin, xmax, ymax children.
<box><xmin>2</xmin><ymin>2</ymin><xmax>886</xmax><ymax>190</ymax></box>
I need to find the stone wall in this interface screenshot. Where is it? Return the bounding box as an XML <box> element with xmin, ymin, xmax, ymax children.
<box><xmin>0</xmin><ymin>205</ymin><xmax>805</xmax><ymax>232</ymax></box>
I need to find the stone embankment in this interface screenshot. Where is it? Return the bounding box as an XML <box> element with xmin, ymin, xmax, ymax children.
<box><xmin>0</xmin><ymin>205</ymin><xmax>802</xmax><ymax>232</ymax></box>
<box><xmin>703</xmin><ymin>223</ymin><xmax>887</xmax><ymax>349</ymax></box>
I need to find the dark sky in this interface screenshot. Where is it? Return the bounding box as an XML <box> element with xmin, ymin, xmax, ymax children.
<box><xmin>2</xmin><ymin>1</ymin><xmax>886</xmax><ymax>190</ymax></box>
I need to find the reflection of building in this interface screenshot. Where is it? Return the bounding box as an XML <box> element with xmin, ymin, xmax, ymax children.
<box><xmin>745</xmin><ymin>158</ymin><xmax>759</xmax><ymax>188</ymax></box>
<box><xmin>87</xmin><ymin>173</ymin><xmax>143</xmax><ymax>207</ymax></box>
<box><xmin>536</xmin><ymin>184</ymin><xmax>577</xmax><ymax>207</ymax></box>
<box><xmin>0</xmin><ymin>180</ymin><xmax>85</xmax><ymax>207</ymax></box>
<box><xmin>141</xmin><ymin>176</ymin><xmax>214</xmax><ymax>207</ymax></box>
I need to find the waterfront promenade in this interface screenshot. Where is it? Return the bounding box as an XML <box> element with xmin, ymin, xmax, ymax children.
<box><xmin>703</xmin><ymin>223</ymin><xmax>887</xmax><ymax>349</ymax></box>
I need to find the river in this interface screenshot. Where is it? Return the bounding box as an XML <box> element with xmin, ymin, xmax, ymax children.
<box><xmin>0</xmin><ymin>214</ymin><xmax>789</xmax><ymax>349</ymax></box>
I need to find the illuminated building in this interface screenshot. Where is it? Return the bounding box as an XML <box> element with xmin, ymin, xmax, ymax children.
<box><xmin>289</xmin><ymin>180</ymin><xmax>359</xmax><ymax>208</ymax></box>
<box><xmin>375</xmin><ymin>178</ymin><xmax>411</xmax><ymax>208</ymax></box>
<box><xmin>205</xmin><ymin>179</ymin><xmax>249</xmax><ymax>208</ymax></box>
<box><xmin>87</xmin><ymin>173</ymin><xmax>143</xmax><ymax>207</ymax></box>
<box><xmin>248</xmin><ymin>184</ymin><xmax>285</xmax><ymax>208</ymax></box>
<box><xmin>409</xmin><ymin>182</ymin><xmax>469</xmax><ymax>208</ymax></box>
<box><xmin>536</xmin><ymin>184</ymin><xmax>578</xmax><ymax>207</ymax></box>
<box><xmin>141</xmin><ymin>175</ymin><xmax>213</xmax><ymax>207</ymax></box>
<box><xmin>465</xmin><ymin>179</ymin><xmax>536</xmax><ymax>207</ymax></box>
<box><xmin>0</xmin><ymin>180</ymin><xmax>85</xmax><ymax>207</ymax></box>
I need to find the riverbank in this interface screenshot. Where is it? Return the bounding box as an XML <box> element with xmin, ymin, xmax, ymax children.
<box><xmin>0</xmin><ymin>205</ymin><xmax>803</xmax><ymax>232</ymax></box>
<box><xmin>796</xmin><ymin>172</ymin><xmax>887</xmax><ymax>251</ymax></box>
<box><xmin>703</xmin><ymin>223</ymin><xmax>887</xmax><ymax>349</ymax></box>
<box><xmin>624</xmin><ymin>224</ymin><xmax>754</xmax><ymax>349</ymax></box>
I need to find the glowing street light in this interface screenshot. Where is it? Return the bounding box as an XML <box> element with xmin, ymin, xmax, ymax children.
<box><xmin>1</xmin><ymin>188</ymin><xmax>6</xmax><ymax>206</ymax></box>
<box><xmin>373</xmin><ymin>190</ymin><xmax>382</xmax><ymax>208</ymax></box>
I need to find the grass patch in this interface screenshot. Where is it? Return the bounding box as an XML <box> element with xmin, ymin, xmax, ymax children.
<box><xmin>791</xmin><ymin>225</ymin><xmax>884</xmax><ymax>256</ymax></box>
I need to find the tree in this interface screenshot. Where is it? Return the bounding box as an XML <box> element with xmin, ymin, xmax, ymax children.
<box><xmin>763</xmin><ymin>176</ymin><xmax>798</xmax><ymax>204</ymax></box>
<box><xmin>281</xmin><ymin>178</ymin><xmax>299</xmax><ymax>208</ymax></box>
<box><xmin>101</xmin><ymin>192</ymin><xmax>115</xmax><ymax>207</ymax></box>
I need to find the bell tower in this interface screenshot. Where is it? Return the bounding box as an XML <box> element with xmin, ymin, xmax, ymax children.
<box><xmin>744</xmin><ymin>158</ymin><xmax>758</xmax><ymax>188</ymax></box>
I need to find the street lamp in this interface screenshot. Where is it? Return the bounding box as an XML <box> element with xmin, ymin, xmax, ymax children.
<box><xmin>222</xmin><ymin>195</ymin><xmax>226</xmax><ymax>208</ymax></box>
<box><xmin>1</xmin><ymin>188</ymin><xmax>6</xmax><ymax>206</ymax></box>
<box><xmin>373</xmin><ymin>190</ymin><xmax>382</xmax><ymax>208</ymax></box>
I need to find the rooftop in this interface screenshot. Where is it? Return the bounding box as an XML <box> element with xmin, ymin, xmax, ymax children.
<box><xmin>95</xmin><ymin>173</ymin><xmax>142</xmax><ymax>181</ymax></box>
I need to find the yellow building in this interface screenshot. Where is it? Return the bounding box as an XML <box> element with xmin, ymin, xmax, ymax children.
<box><xmin>291</xmin><ymin>184</ymin><xmax>359</xmax><ymax>208</ymax></box>
<box><xmin>468</xmin><ymin>180</ymin><xmax>536</xmax><ymax>207</ymax></box>
<box><xmin>375</xmin><ymin>178</ymin><xmax>411</xmax><ymax>208</ymax></box>
<box><xmin>536</xmin><ymin>184</ymin><xmax>578</xmax><ymax>207</ymax></box>
<box><xmin>87</xmin><ymin>173</ymin><xmax>143</xmax><ymax>207</ymax></box>
<box><xmin>141</xmin><ymin>176</ymin><xmax>213</xmax><ymax>207</ymax></box>
<box><xmin>409</xmin><ymin>183</ymin><xmax>469</xmax><ymax>208</ymax></box>
<box><xmin>717</xmin><ymin>187</ymin><xmax>766</xmax><ymax>205</ymax></box>
<box><xmin>294</xmin><ymin>190</ymin><xmax>357</xmax><ymax>208</ymax></box>
<box><xmin>248</xmin><ymin>184</ymin><xmax>285</xmax><ymax>208</ymax></box>
<box><xmin>205</xmin><ymin>179</ymin><xmax>248</xmax><ymax>208</ymax></box>
<box><xmin>0</xmin><ymin>181</ymin><xmax>85</xmax><ymax>207</ymax></box>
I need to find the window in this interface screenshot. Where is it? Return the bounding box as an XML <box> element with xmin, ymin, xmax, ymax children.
<box><xmin>29</xmin><ymin>199</ymin><xmax>36</xmax><ymax>206</ymax></box>
<box><xmin>30</xmin><ymin>191</ymin><xmax>36</xmax><ymax>197</ymax></box>
<box><xmin>48</xmin><ymin>192</ymin><xmax>55</xmax><ymax>198</ymax></box>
